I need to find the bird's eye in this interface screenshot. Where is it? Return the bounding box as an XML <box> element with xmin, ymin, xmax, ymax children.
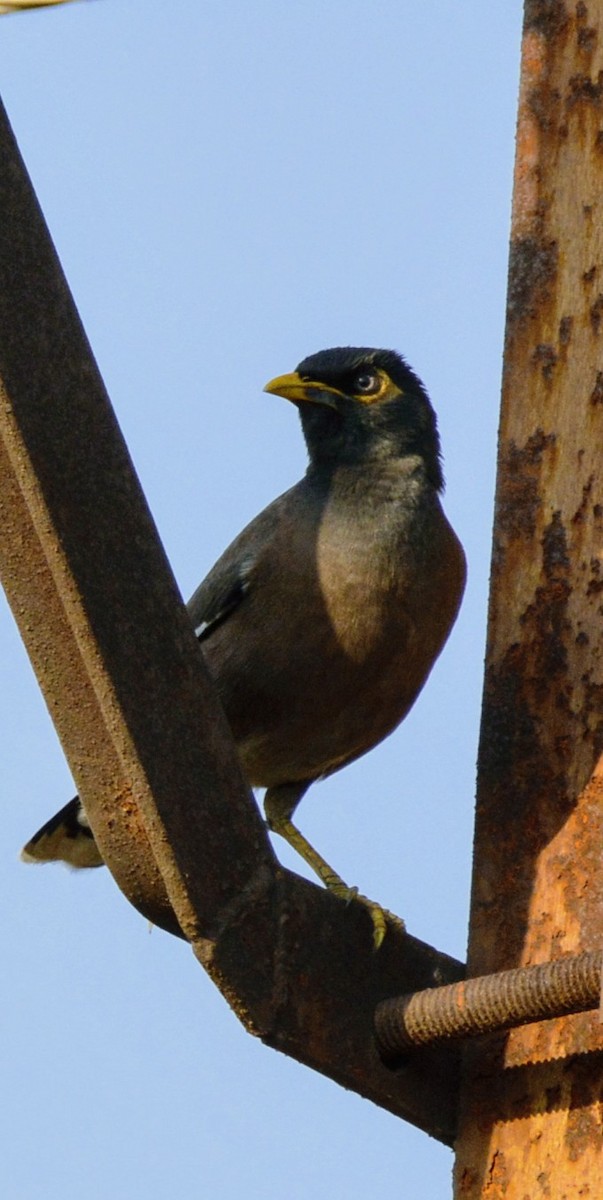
<box><xmin>353</xmin><ymin>370</ymin><xmax>380</xmax><ymax>395</ymax></box>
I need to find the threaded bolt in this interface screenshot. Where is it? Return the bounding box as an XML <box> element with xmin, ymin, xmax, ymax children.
<box><xmin>375</xmin><ymin>949</ymin><xmax>603</xmax><ymax>1055</ymax></box>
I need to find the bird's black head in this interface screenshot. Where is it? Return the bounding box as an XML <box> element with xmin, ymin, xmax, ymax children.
<box><xmin>264</xmin><ymin>346</ymin><xmax>444</xmax><ymax>491</ymax></box>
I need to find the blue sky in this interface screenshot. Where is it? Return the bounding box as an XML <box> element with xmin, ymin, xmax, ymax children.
<box><xmin>0</xmin><ymin>4</ymin><xmax>521</xmax><ymax>1197</ymax></box>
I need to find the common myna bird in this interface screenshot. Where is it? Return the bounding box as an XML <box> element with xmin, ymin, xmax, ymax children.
<box><xmin>22</xmin><ymin>346</ymin><xmax>466</xmax><ymax>945</ymax></box>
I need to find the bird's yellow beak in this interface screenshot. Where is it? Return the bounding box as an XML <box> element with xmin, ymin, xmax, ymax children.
<box><xmin>263</xmin><ymin>371</ymin><xmax>339</xmax><ymax>408</ymax></box>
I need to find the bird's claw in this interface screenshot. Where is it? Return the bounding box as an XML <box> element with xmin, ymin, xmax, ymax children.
<box><xmin>357</xmin><ymin>895</ymin><xmax>406</xmax><ymax>950</ymax></box>
<box><xmin>327</xmin><ymin>879</ymin><xmax>405</xmax><ymax>949</ymax></box>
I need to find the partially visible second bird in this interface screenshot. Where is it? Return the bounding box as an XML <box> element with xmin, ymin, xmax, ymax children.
<box><xmin>22</xmin><ymin>346</ymin><xmax>466</xmax><ymax>945</ymax></box>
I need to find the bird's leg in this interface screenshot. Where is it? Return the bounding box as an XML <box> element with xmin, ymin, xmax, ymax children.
<box><xmin>264</xmin><ymin>783</ymin><xmax>404</xmax><ymax>949</ymax></box>
<box><xmin>264</xmin><ymin>783</ymin><xmax>351</xmax><ymax>891</ymax></box>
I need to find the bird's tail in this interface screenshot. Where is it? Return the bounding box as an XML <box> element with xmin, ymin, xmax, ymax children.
<box><xmin>21</xmin><ymin>797</ymin><xmax>104</xmax><ymax>868</ymax></box>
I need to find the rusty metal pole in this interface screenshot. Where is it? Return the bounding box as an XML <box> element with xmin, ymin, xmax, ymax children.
<box><xmin>454</xmin><ymin>2</ymin><xmax>603</xmax><ymax>1195</ymax></box>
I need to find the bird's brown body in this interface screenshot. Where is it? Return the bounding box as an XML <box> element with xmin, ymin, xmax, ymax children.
<box><xmin>192</xmin><ymin>462</ymin><xmax>464</xmax><ymax>790</ymax></box>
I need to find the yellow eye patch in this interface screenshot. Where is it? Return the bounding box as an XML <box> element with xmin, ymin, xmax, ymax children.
<box><xmin>352</xmin><ymin>368</ymin><xmax>400</xmax><ymax>405</ymax></box>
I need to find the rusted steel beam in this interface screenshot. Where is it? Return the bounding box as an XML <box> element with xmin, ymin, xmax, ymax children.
<box><xmin>0</xmin><ymin>97</ymin><xmax>274</xmax><ymax>955</ymax></box>
<box><xmin>454</xmin><ymin>2</ymin><xmax>603</xmax><ymax>1194</ymax></box>
<box><xmin>0</xmin><ymin>95</ymin><xmax>464</xmax><ymax>1141</ymax></box>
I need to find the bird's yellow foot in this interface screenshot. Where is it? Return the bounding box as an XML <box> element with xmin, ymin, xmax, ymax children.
<box><xmin>263</xmin><ymin>790</ymin><xmax>405</xmax><ymax>948</ymax></box>
<box><xmin>326</xmin><ymin>879</ymin><xmax>405</xmax><ymax>949</ymax></box>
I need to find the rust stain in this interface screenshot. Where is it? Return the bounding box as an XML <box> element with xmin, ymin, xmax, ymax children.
<box><xmin>559</xmin><ymin>314</ymin><xmax>573</xmax><ymax>344</ymax></box>
<box><xmin>532</xmin><ymin>342</ymin><xmax>559</xmax><ymax>381</ymax></box>
<box><xmin>496</xmin><ymin>431</ymin><xmax>556</xmax><ymax>545</ymax></box>
<box><xmin>567</xmin><ymin>70</ymin><xmax>603</xmax><ymax>108</ymax></box>
<box><xmin>588</xmin><ymin>292</ymin><xmax>603</xmax><ymax>332</ymax></box>
<box><xmin>565</xmin><ymin>1061</ymin><xmax>603</xmax><ymax>1161</ymax></box>
<box><xmin>577</xmin><ymin>27</ymin><xmax>598</xmax><ymax>56</ymax></box>
<box><xmin>571</xmin><ymin>475</ymin><xmax>594</xmax><ymax>525</ymax></box>
<box><xmin>524</xmin><ymin>0</ymin><xmax>570</xmax><ymax>39</ymax></box>
<box><xmin>507</xmin><ymin>238</ymin><xmax>559</xmax><ymax>327</ymax></box>
<box><xmin>484</xmin><ymin>1148</ymin><xmax>509</xmax><ymax>1195</ymax></box>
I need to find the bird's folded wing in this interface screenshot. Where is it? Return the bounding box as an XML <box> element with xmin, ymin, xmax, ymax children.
<box><xmin>186</xmin><ymin>491</ymin><xmax>291</xmax><ymax>642</ymax></box>
<box><xmin>188</xmin><ymin>557</ymin><xmax>254</xmax><ymax>642</ymax></box>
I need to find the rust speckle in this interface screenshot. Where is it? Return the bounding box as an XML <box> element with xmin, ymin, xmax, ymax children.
<box><xmin>589</xmin><ymin>293</ymin><xmax>603</xmax><ymax>332</ymax></box>
<box><xmin>582</xmin><ymin>676</ymin><xmax>603</xmax><ymax>730</ymax></box>
<box><xmin>524</xmin><ymin>0</ymin><xmax>569</xmax><ymax>38</ymax></box>
<box><xmin>582</xmin><ymin>264</ymin><xmax>597</xmax><ymax>284</ymax></box>
<box><xmin>571</xmin><ymin>475</ymin><xmax>594</xmax><ymax>525</ymax></box>
<box><xmin>507</xmin><ymin>238</ymin><xmax>559</xmax><ymax>326</ymax></box>
<box><xmin>594</xmin><ymin>128</ymin><xmax>603</xmax><ymax>152</ymax></box>
<box><xmin>586</xmin><ymin>577</ymin><xmax>603</xmax><ymax>596</ymax></box>
<box><xmin>567</xmin><ymin>71</ymin><xmax>603</xmax><ymax>108</ymax></box>
<box><xmin>529</xmin><ymin>83</ymin><xmax>563</xmax><ymax>134</ymax></box>
<box><xmin>559</xmin><ymin>315</ymin><xmax>573</xmax><ymax>344</ymax></box>
<box><xmin>486</xmin><ymin>1147</ymin><xmax>509</xmax><ymax>1191</ymax></box>
<box><xmin>565</xmin><ymin>1062</ymin><xmax>603</xmax><ymax>1160</ymax></box>
<box><xmin>532</xmin><ymin>342</ymin><xmax>559</xmax><ymax>380</ymax></box>
<box><xmin>577</xmin><ymin>26</ymin><xmax>597</xmax><ymax>54</ymax></box>
<box><xmin>589</xmin><ymin>370</ymin><xmax>603</xmax><ymax>403</ymax></box>
<box><xmin>480</xmin><ymin>512</ymin><xmax>573</xmax><ymax>844</ymax></box>
<box><xmin>541</xmin><ymin>508</ymin><xmax>570</xmax><ymax>586</ymax></box>
<box><xmin>497</xmin><ymin>431</ymin><xmax>557</xmax><ymax>543</ymax></box>
<box><xmin>456</xmin><ymin>1166</ymin><xmax>477</xmax><ymax>1196</ymax></box>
